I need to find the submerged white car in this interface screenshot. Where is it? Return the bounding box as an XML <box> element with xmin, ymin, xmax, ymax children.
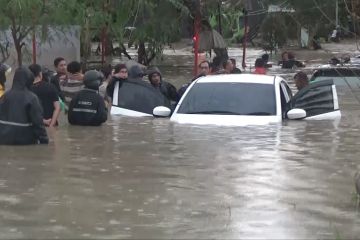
<box><xmin>153</xmin><ymin>74</ymin><xmax>341</xmax><ymax>126</ymax></box>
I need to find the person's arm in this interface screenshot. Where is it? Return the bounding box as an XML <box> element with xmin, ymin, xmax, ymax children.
<box><xmin>29</xmin><ymin>97</ymin><xmax>49</xmax><ymax>144</ymax></box>
<box><xmin>49</xmin><ymin>101</ymin><xmax>61</xmax><ymax>127</ymax></box>
<box><xmin>106</xmin><ymin>77</ymin><xmax>116</xmax><ymax>99</ymax></box>
<box><xmin>166</xmin><ymin>82</ymin><xmax>179</xmax><ymax>102</ymax></box>
<box><xmin>97</xmin><ymin>97</ymin><xmax>108</xmax><ymax>125</ymax></box>
<box><xmin>50</xmin><ymin>75</ymin><xmax>65</xmax><ymax>101</ymax></box>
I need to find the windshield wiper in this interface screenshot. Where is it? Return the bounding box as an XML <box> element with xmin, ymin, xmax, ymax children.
<box><xmin>186</xmin><ymin>110</ymin><xmax>240</xmax><ymax>115</ymax></box>
<box><xmin>245</xmin><ymin>112</ymin><xmax>272</xmax><ymax>116</ymax></box>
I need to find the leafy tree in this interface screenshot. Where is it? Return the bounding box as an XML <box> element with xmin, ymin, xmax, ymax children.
<box><xmin>260</xmin><ymin>14</ymin><xmax>287</xmax><ymax>53</ymax></box>
<box><xmin>0</xmin><ymin>0</ymin><xmax>72</xmax><ymax>66</ymax></box>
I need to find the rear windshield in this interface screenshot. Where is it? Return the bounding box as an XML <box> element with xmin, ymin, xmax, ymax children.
<box><xmin>178</xmin><ymin>82</ymin><xmax>276</xmax><ymax>116</ymax></box>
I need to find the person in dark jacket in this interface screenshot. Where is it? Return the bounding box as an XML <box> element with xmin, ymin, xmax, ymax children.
<box><xmin>0</xmin><ymin>67</ymin><xmax>49</xmax><ymax>145</ymax></box>
<box><xmin>178</xmin><ymin>61</ymin><xmax>210</xmax><ymax>98</ymax></box>
<box><xmin>230</xmin><ymin>58</ymin><xmax>242</xmax><ymax>73</ymax></box>
<box><xmin>68</xmin><ymin>70</ymin><xmax>108</xmax><ymax>126</ymax></box>
<box><xmin>29</xmin><ymin>64</ymin><xmax>61</xmax><ymax>127</ymax></box>
<box><xmin>147</xmin><ymin>67</ymin><xmax>178</xmax><ymax>102</ymax></box>
<box><xmin>128</xmin><ymin>65</ymin><xmax>145</xmax><ymax>81</ymax></box>
<box><xmin>106</xmin><ymin>64</ymin><xmax>128</xmax><ymax>101</ymax></box>
<box><xmin>50</xmin><ymin>57</ymin><xmax>67</xmax><ymax>101</ymax></box>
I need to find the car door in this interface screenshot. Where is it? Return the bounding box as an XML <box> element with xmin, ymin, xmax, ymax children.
<box><xmin>110</xmin><ymin>79</ymin><xmax>170</xmax><ymax>116</ymax></box>
<box><xmin>279</xmin><ymin>80</ymin><xmax>292</xmax><ymax>119</ymax></box>
<box><xmin>290</xmin><ymin>79</ymin><xmax>341</xmax><ymax>120</ymax></box>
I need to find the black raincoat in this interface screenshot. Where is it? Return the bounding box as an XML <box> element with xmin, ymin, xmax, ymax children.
<box><xmin>147</xmin><ymin>67</ymin><xmax>178</xmax><ymax>102</ymax></box>
<box><xmin>68</xmin><ymin>89</ymin><xmax>108</xmax><ymax>126</ymax></box>
<box><xmin>0</xmin><ymin>67</ymin><xmax>49</xmax><ymax>145</ymax></box>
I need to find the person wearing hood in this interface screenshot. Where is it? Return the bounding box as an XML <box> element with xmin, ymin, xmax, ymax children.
<box><xmin>68</xmin><ymin>70</ymin><xmax>108</xmax><ymax>126</ymax></box>
<box><xmin>128</xmin><ymin>65</ymin><xmax>145</xmax><ymax>81</ymax></box>
<box><xmin>0</xmin><ymin>67</ymin><xmax>49</xmax><ymax>145</ymax></box>
<box><xmin>147</xmin><ymin>67</ymin><xmax>178</xmax><ymax>102</ymax></box>
<box><xmin>0</xmin><ymin>63</ymin><xmax>11</xmax><ymax>98</ymax></box>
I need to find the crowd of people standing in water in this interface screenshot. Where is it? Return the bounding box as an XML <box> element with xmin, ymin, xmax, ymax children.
<box><xmin>0</xmin><ymin>52</ymin><xmax>307</xmax><ymax>145</ymax></box>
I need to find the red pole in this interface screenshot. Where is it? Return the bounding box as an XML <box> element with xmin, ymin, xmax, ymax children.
<box><xmin>242</xmin><ymin>9</ymin><xmax>248</xmax><ymax>69</ymax></box>
<box><xmin>193</xmin><ymin>16</ymin><xmax>200</xmax><ymax>76</ymax></box>
<box><xmin>32</xmin><ymin>30</ymin><xmax>36</xmax><ymax>64</ymax></box>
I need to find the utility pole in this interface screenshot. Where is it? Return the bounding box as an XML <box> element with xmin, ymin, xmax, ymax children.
<box><xmin>336</xmin><ymin>0</ymin><xmax>339</xmax><ymax>27</ymax></box>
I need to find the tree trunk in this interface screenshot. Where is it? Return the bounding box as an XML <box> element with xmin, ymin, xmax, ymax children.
<box><xmin>138</xmin><ymin>42</ymin><xmax>147</xmax><ymax>65</ymax></box>
<box><xmin>11</xmin><ymin>28</ymin><xmax>23</xmax><ymax>67</ymax></box>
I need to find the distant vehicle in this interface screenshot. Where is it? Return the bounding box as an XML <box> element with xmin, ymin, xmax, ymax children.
<box><xmin>310</xmin><ymin>66</ymin><xmax>360</xmax><ymax>88</ymax></box>
<box><xmin>152</xmin><ymin>74</ymin><xmax>341</xmax><ymax>126</ymax></box>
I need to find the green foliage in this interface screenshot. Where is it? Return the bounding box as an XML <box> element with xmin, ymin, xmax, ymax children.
<box><xmin>260</xmin><ymin>14</ymin><xmax>287</xmax><ymax>51</ymax></box>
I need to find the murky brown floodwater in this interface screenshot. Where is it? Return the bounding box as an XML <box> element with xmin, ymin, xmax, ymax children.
<box><xmin>1</xmin><ymin>45</ymin><xmax>360</xmax><ymax>239</ymax></box>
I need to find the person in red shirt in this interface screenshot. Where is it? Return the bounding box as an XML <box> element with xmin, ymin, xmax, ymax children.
<box><xmin>254</xmin><ymin>58</ymin><xmax>266</xmax><ymax>74</ymax></box>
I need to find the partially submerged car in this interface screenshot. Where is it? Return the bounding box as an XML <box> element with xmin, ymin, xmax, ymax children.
<box><xmin>152</xmin><ymin>74</ymin><xmax>341</xmax><ymax>126</ymax></box>
<box><xmin>110</xmin><ymin>79</ymin><xmax>170</xmax><ymax>117</ymax></box>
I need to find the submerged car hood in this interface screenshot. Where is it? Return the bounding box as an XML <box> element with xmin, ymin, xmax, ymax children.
<box><xmin>170</xmin><ymin>114</ymin><xmax>281</xmax><ymax>126</ymax></box>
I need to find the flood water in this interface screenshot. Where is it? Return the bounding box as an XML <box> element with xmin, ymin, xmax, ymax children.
<box><xmin>1</xmin><ymin>45</ymin><xmax>360</xmax><ymax>239</ymax></box>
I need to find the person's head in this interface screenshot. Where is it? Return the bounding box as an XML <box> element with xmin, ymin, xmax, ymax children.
<box><xmin>255</xmin><ymin>58</ymin><xmax>265</xmax><ymax>68</ymax></box>
<box><xmin>113</xmin><ymin>64</ymin><xmax>128</xmax><ymax>79</ymax></box>
<box><xmin>83</xmin><ymin>70</ymin><xmax>103</xmax><ymax>91</ymax></box>
<box><xmin>147</xmin><ymin>67</ymin><xmax>162</xmax><ymax>87</ymax></box>
<box><xmin>223</xmin><ymin>59</ymin><xmax>233</xmax><ymax>73</ymax></box>
<box><xmin>67</xmin><ymin>61</ymin><xmax>82</xmax><ymax>74</ymax></box>
<box><xmin>12</xmin><ymin>67</ymin><xmax>35</xmax><ymax>90</ymax></box>
<box><xmin>128</xmin><ymin>65</ymin><xmax>145</xmax><ymax>80</ymax></box>
<box><xmin>198</xmin><ymin>60</ymin><xmax>210</xmax><ymax>75</ymax></box>
<box><xmin>28</xmin><ymin>64</ymin><xmax>43</xmax><ymax>81</ymax></box>
<box><xmin>281</xmin><ymin>51</ymin><xmax>289</xmax><ymax>61</ymax></box>
<box><xmin>294</xmin><ymin>71</ymin><xmax>309</xmax><ymax>91</ymax></box>
<box><xmin>54</xmin><ymin>57</ymin><xmax>67</xmax><ymax>75</ymax></box>
<box><xmin>211</xmin><ymin>56</ymin><xmax>223</xmax><ymax>73</ymax></box>
<box><xmin>230</xmin><ymin>58</ymin><xmax>237</xmax><ymax>68</ymax></box>
<box><xmin>261</xmin><ymin>54</ymin><xmax>269</xmax><ymax>63</ymax></box>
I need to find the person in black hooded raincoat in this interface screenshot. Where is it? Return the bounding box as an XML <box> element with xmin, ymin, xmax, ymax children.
<box><xmin>0</xmin><ymin>67</ymin><xmax>49</xmax><ymax>145</ymax></box>
<box><xmin>147</xmin><ymin>67</ymin><xmax>178</xmax><ymax>103</ymax></box>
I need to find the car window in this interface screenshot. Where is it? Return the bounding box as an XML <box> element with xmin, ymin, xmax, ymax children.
<box><xmin>116</xmin><ymin>80</ymin><xmax>170</xmax><ymax>114</ymax></box>
<box><xmin>177</xmin><ymin>82</ymin><xmax>276</xmax><ymax>116</ymax></box>
<box><xmin>292</xmin><ymin>80</ymin><xmax>334</xmax><ymax>117</ymax></box>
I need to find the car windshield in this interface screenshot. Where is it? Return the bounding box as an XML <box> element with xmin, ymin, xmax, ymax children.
<box><xmin>116</xmin><ymin>80</ymin><xmax>170</xmax><ymax>114</ymax></box>
<box><xmin>177</xmin><ymin>82</ymin><xmax>276</xmax><ymax>116</ymax></box>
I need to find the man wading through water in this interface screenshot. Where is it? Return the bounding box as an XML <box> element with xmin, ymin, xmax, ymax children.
<box><xmin>29</xmin><ymin>64</ymin><xmax>61</xmax><ymax>127</ymax></box>
<box><xmin>0</xmin><ymin>67</ymin><xmax>48</xmax><ymax>145</ymax></box>
<box><xmin>50</xmin><ymin>57</ymin><xmax>67</xmax><ymax>101</ymax></box>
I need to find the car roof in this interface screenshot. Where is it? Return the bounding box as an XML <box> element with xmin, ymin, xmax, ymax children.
<box><xmin>314</xmin><ymin>65</ymin><xmax>360</xmax><ymax>70</ymax></box>
<box><xmin>196</xmin><ymin>74</ymin><xmax>278</xmax><ymax>85</ymax></box>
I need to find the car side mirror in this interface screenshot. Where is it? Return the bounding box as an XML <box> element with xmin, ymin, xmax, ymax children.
<box><xmin>287</xmin><ymin>108</ymin><xmax>306</xmax><ymax>120</ymax></box>
<box><xmin>153</xmin><ymin>106</ymin><xmax>171</xmax><ymax>118</ymax></box>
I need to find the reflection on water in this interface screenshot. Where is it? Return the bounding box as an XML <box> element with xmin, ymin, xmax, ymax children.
<box><xmin>1</xmin><ymin>48</ymin><xmax>360</xmax><ymax>239</ymax></box>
